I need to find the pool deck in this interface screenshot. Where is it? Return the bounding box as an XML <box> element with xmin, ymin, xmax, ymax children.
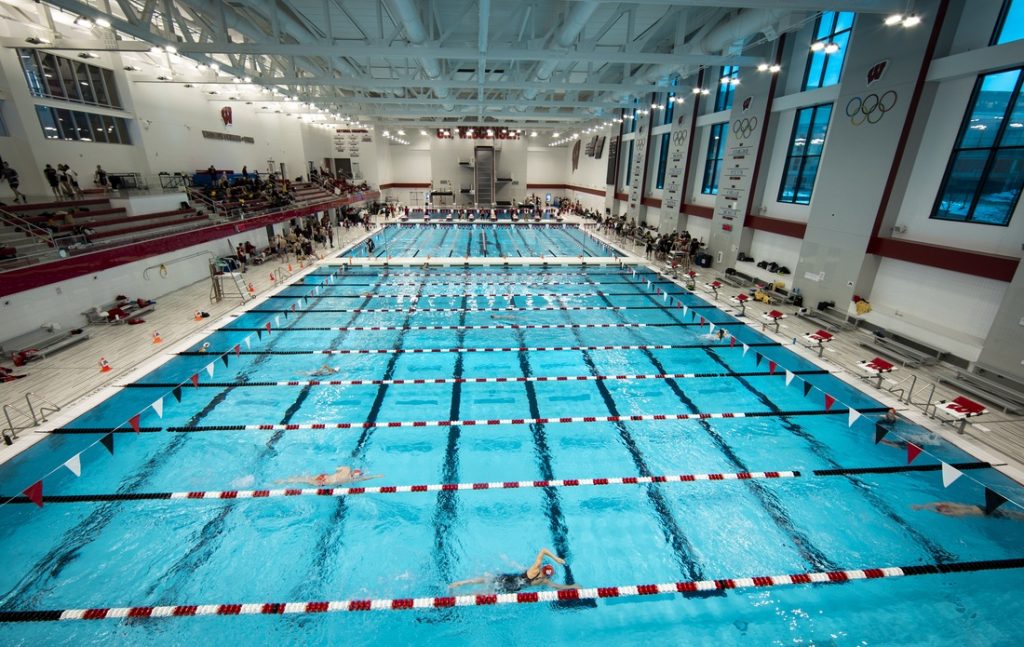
<box><xmin>2</xmin><ymin>217</ymin><xmax>1023</xmax><ymax>492</ymax></box>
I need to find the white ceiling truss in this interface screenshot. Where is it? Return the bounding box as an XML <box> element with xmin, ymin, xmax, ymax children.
<box><xmin>3</xmin><ymin>0</ymin><xmax>906</xmax><ymax>129</ymax></box>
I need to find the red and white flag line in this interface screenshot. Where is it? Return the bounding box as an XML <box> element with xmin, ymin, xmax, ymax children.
<box><xmin>3</xmin><ymin>558</ymin><xmax>1021</xmax><ymax>622</ymax></box>
<box><xmin>256</xmin><ymin>371</ymin><xmax>808</xmax><ymax>387</ymax></box>
<box><xmin>238</xmin><ymin>322</ymin><xmax>652</xmax><ymax>332</ymax></box>
<box><xmin>187</xmin><ymin>344</ymin><xmax>681</xmax><ymax>356</ymax></box>
<box><xmin>274</xmin><ymin>291</ymin><xmax>613</xmax><ymax>299</ymax></box>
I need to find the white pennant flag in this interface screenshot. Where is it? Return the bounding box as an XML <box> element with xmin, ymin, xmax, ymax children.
<box><xmin>205</xmin><ymin>362</ymin><xmax>215</xmax><ymax>378</ymax></box>
<box><xmin>63</xmin><ymin>454</ymin><xmax>82</xmax><ymax>477</ymax></box>
<box><xmin>274</xmin><ymin>315</ymin><xmax>281</xmax><ymax>327</ymax></box>
<box><xmin>742</xmin><ymin>343</ymin><xmax>750</xmax><ymax>356</ymax></box>
<box><xmin>682</xmin><ymin>305</ymin><xmax>688</xmax><ymax>316</ymax></box>
<box><xmin>848</xmin><ymin>409</ymin><xmax>861</xmax><ymax>427</ymax></box>
<box><xmin>244</xmin><ymin>336</ymin><xmax>252</xmax><ymax>349</ymax></box>
<box><xmin>708</xmin><ymin>323</ymin><xmax>716</xmax><ymax>333</ymax></box>
<box><xmin>152</xmin><ymin>397</ymin><xmax>164</xmax><ymax>419</ymax></box>
<box><xmin>941</xmin><ymin>463</ymin><xmax>963</xmax><ymax>488</ymax></box>
<box><xmin>662</xmin><ymin>291</ymin><xmax>668</xmax><ymax>302</ymax></box>
<box><xmin>785</xmin><ymin>370</ymin><xmax>795</xmax><ymax>386</ymax></box>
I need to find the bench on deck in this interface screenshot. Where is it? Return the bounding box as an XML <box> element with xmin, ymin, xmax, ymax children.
<box><xmin>938</xmin><ymin>366</ymin><xmax>1024</xmax><ymax>415</ymax></box>
<box><xmin>1</xmin><ymin>324</ymin><xmax>90</xmax><ymax>365</ymax></box>
<box><xmin>796</xmin><ymin>305</ymin><xmax>856</xmax><ymax>332</ymax></box>
<box><xmin>83</xmin><ymin>298</ymin><xmax>156</xmax><ymax>325</ymax></box>
<box><xmin>859</xmin><ymin>330</ymin><xmax>945</xmax><ymax>368</ymax></box>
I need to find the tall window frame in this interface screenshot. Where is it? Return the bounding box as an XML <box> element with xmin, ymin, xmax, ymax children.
<box><xmin>715</xmin><ymin>66</ymin><xmax>739</xmax><ymax>112</ymax></box>
<box><xmin>993</xmin><ymin>0</ymin><xmax>1024</xmax><ymax>45</ymax></box>
<box><xmin>931</xmin><ymin>67</ymin><xmax>1024</xmax><ymax>226</ymax></box>
<box><xmin>624</xmin><ymin>139</ymin><xmax>635</xmax><ymax>186</ymax></box>
<box><xmin>701</xmin><ymin>123</ymin><xmax>727</xmax><ymax>195</ymax></box>
<box><xmin>778</xmin><ymin>103</ymin><xmax>833</xmax><ymax>205</ymax></box>
<box><xmin>35</xmin><ymin>105</ymin><xmax>132</xmax><ymax>144</ymax></box>
<box><xmin>18</xmin><ymin>49</ymin><xmax>122</xmax><ymax>110</ymax></box>
<box><xmin>802</xmin><ymin>12</ymin><xmax>854</xmax><ymax>90</ymax></box>
<box><xmin>656</xmin><ymin>133</ymin><xmax>670</xmax><ymax>189</ymax></box>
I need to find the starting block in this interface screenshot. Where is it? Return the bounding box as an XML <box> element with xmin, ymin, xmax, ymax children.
<box><xmin>761</xmin><ymin>309</ymin><xmax>786</xmax><ymax>333</ymax></box>
<box><xmin>803</xmin><ymin>329</ymin><xmax>835</xmax><ymax>357</ymax></box>
<box><xmin>729</xmin><ymin>292</ymin><xmax>750</xmax><ymax>316</ymax></box>
<box><xmin>934</xmin><ymin>395</ymin><xmax>988</xmax><ymax>434</ymax></box>
<box><xmin>856</xmin><ymin>356</ymin><xmax>896</xmax><ymax>388</ymax></box>
<box><xmin>684</xmin><ymin>271</ymin><xmax>698</xmax><ymax>290</ymax></box>
<box><xmin>704</xmin><ymin>281</ymin><xmax>722</xmax><ymax>300</ymax></box>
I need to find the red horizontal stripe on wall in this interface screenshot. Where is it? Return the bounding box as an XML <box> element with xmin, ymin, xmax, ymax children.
<box><xmin>0</xmin><ymin>193</ymin><xmax>378</xmax><ymax>298</ymax></box>
<box><xmin>744</xmin><ymin>215</ymin><xmax>807</xmax><ymax>239</ymax></box>
<box><xmin>868</xmin><ymin>238</ymin><xmax>1019</xmax><ymax>282</ymax></box>
<box><xmin>641</xmin><ymin>197</ymin><xmax>662</xmax><ymax>208</ymax></box>
<box><xmin>682</xmin><ymin>204</ymin><xmax>714</xmax><ymax>219</ymax></box>
<box><xmin>614</xmin><ymin>192</ymin><xmax>628</xmax><ymax>201</ymax></box>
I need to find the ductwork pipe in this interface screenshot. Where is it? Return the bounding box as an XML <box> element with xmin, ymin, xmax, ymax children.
<box><xmin>389</xmin><ymin>0</ymin><xmax>450</xmax><ymax>104</ymax></box>
<box><xmin>698</xmin><ymin>8</ymin><xmax>790</xmax><ymax>54</ymax></box>
<box><xmin>523</xmin><ymin>1</ymin><xmax>600</xmax><ymax>100</ymax></box>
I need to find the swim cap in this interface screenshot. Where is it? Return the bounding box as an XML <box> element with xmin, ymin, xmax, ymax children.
<box><xmin>352</xmin><ymin>469</ymin><xmax>363</xmax><ymax>476</ymax></box>
<box><xmin>541</xmin><ymin>564</ymin><xmax>555</xmax><ymax>577</ymax></box>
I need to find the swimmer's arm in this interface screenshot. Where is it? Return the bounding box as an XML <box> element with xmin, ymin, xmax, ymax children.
<box><xmin>535</xmin><ymin>548</ymin><xmax>566</xmax><ymax>566</ymax></box>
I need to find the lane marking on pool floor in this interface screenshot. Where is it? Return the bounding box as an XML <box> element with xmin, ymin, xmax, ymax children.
<box><xmin>250</xmin><ymin>305</ymin><xmax>628</xmax><ymax>314</ymax></box>
<box><xmin>223</xmin><ymin>321</ymin><xmax>733</xmax><ymax>332</ymax></box>
<box><xmin>266</xmin><ymin>291</ymin><xmax>669</xmax><ymax>299</ymax></box>
<box><xmin>177</xmin><ymin>343</ymin><xmax>767</xmax><ymax>357</ymax></box>
<box><xmin>2</xmin><ymin>556</ymin><xmax>1020</xmax><ymax>622</ymax></box>
<box><xmin>50</xmin><ymin>407</ymin><xmax>891</xmax><ymax>434</ymax></box>
<box><xmin>2</xmin><ymin>462</ymin><xmax>993</xmax><ymax>506</ymax></box>
<box><xmin>122</xmin><ymin>369</ymin><xmax>830</xmax><ymax>389</ymax></box>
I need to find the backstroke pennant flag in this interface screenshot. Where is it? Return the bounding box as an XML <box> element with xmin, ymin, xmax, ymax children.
<box><xmin>234</xmin><ymin>344</ymin><xmax>241</xmax><ymax>356</ymax></box>
<box><xmin>803</xmin><ymin>381</ymin><xmax>813</xmax><ymax>397</ymax></box>
<box><xmin>785</xmin><ymin>370</ymin><xmax>795</xmax><ymax>386</ymax></box>
<box><xmin>190</xmin><ymin>374</ymin><xmax>200</xmax><ymax>388</ymax></box>
<box><xmin>874</xmin><ymin>423</ymin><xmax>890</xmax><ymax>445</ymax></box>
<box><xmin>205</xmin><ymin>362</ymin><xmax>216</xmax><ymax>378</ymax></box>
<box><xmin>848</xmin><ymin>409</ymin><xmax>861</xmax><ymax>427</ymax></box>
<box><xmin>824</xmin><ymin>394</ymin><xmax>836</xmax><ymax>412</ymax></box>
<box><xmin>128</xmin><ymin>414</ymin><xmax>141</xmax><ymax>434</ymax></box>
<box><xmin>221</xmin><ymin>353</ymin><xmax>230</xmax><ymax>367</ymax></box>
<box><xmin>984</xmin><ymin>488</ymin><xmax>1008</xmax><ymax>515</ymax></box>
<box><xmin>171</xmin><ymin>386</ymin><xmax>182</xmax><ymax>403</ymax></box>
<box><xmin>63</xmin><ymin>454</ymin><xmax>82</xmax><ymax>477</ymax></box>
<box><xmin>152</xmin><ymin>397</ymin><xmax>164</xmax><ymax>419</ymax></box>
<box><xmin>907</xmin><ymin>442</ymin><xmax>922</xmax><ymax>464</ymax></box>
<box><xmin>100</xmin><ymin>433</ymin><xmax>115</xmax><ymax>455</ymax></box>
<box><xmin>244</xmin><ymin>336</ymin><xmax>251</xmax><ymax>349</ymax></box>
<box><xmin>941</xmin><ymin>463</ymin><xmax>963</xmax><ymax>488</ymax></box>
<box><xmin>22</xmin><ymin>481</ymin><xmax>43</xmax><ymax>508</ymax></box>
<box><xmin>769</xmin><ymin>361</ymin><xmax>777</xmax><ymax>375</ymax></box>
<box><xmin>742</xmin><ymin>343</ymin><xmax>750</xmax><ymax>356</ymax></box>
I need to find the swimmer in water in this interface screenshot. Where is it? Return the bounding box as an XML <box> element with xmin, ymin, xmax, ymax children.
<box><xmin>449</xmin><ymin>548</ymin><xmax>580</xmax><ymax>593</ymax></box>
<box><xmin>274</xmin><ymin>466</ymin><xmax>382</xmax><ymax>487</ymax></box>
<box><xmin>716</xmin><ymin>328</ymin><xmax>726</xmax><ymax>340</ymax></box>
<box><xmin>912</xmin><ymin>502</ymin><xmax>1024</xmax><ymax>521</ymax></box>
<box><xmin>302</xmin><ymin>364</ymin><xmax>340</xmax><ymax>376</ymax></box>
<box><xmin>198</xmin><ymin>342</ymin><xmax>210</xmax><ymax>353</ymax></box>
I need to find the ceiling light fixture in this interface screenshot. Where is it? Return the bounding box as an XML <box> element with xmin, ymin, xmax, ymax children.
<box><xmin>810</xmin><ymin>41</ymin><xmax>826</xmax><ymax>52</ymax></box>
<box><xmin>95</xmin><ymin>18</ymin><xmax>111</xmax><ymax>28</ymax></box>
<box><xmin>902</xmin><ymin>14</ymin><xmax>921</xmax><ymax>27</ymax></box>
<box><xmin>884</xmin><ymin>14</ymin><xmax>904</xmax><ymax>26</ymax></box>
<box><xmin>823</xmin><ymin>43</ymin><xmax>840</xmax><ymax>54</ymax></box>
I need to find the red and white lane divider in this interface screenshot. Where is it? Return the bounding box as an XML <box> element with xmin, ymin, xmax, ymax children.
<box><xmin>8</xmin><ymin>558</ymin><xmax>1020</xmax><ymax>622</ymax></box>
<box><xmin>273</xmin><ymin>371</ymin><xmax>760</xmax><ymax>387</ymax></box>
<box><xmin>314</xmin><ymin>281</ymin><xmax>608</xmax><ymax>288</ymax></box>
<box><xmin>275</xmin><ymin>291</ymin><xmax>610</xmax><ymax>299</ymax></box>
<box><xmin>169</xmin><ymin>470</ymin><xmax>798</xmax><ymax>501</ymax></box>
<box><xmin>178</xmin><ymin>410</ymin><xmax>771</xmax><ymax>431</ymax></box>
<box><xmin>270</xmin><ymin>305</ymin><xmax>625</xmax><ymax>314</ymax></box>
<box><xmin>235</xmin><ymin>344</ymin><xmax>676</xmax><ymax>356</ymax></box>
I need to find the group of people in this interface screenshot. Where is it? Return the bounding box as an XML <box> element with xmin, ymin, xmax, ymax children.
<box><xmin>311</xmin><ymin>167</ymin><xmax>370</xmax><ymax>197</ymax></box>
<box><xmin>269</xmin><ymin>213</ymin><xmax>334</xmax><ymax>259</ymax></box>
<box><xmin>197</xmin><ymin>166</ymin><xmax>295</xmax><ymax>211</ymax></box>
<box><xmin>42</xmin><ymin>163</ymin><xmax>87</xmax><ymax>200</ymax></box>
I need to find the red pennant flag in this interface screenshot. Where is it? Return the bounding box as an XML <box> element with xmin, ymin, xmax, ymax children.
<box><xmin>824</xmin><ymin>394</ymin><xmax>836</xmax><ymax>412</ymax></box>
<box><xmin>730</xmin><ymin>336</ymin><xmax>736</xmax><ymax>347</ymax></box>
<box><xmin>675</xmin><ymin>300</ymin><xmax>681</xmax><ymax>309</ymax></box>
<box><xmin>699</xmin><ymin>316</ymin><xmax>705</xmax><ymax>326</ymax></box>
<box><xmin>190</xmin><ymin>374</ymin><xmax>199</xmax><ymax>388</ymax></box>
<box><xmin>291</xmin><ymin>304</ymin><xmax>296</xmax><ymax>312</ymax></box>
<box><xmin>907</xmin><ymin>442</ymin><xmax>922</xmax><ymax>463</ymax></box>
<box><xmin>128</xmin><ymin>414</ymin><xmax>141</xmax><ymax>433</ymax></box>
<box><xmin>234</xmin><ymin>344</ymin><xmax>241</xmax><ymax>356</ymax></box>
<box><xmin>985</xmin><ymin>488</ymin><xmax>1009</xmax><ymax>515</ymax></box>
<box><xmin>769</xmin><ymin>361</ymin><xmax>777</xmax><ymax>375</ymax></box>
<box><xmin>23</xmin><ymin>480</ymin><xmax>43</xmax><ymax>508</ymax></box>
<box><xmin>265</xmin><ymin>322</ymin><xmax>272</xmax><ymax>334</ymax></box>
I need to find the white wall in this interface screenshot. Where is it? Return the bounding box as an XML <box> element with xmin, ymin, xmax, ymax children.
<box><xmin>864</xmin><ymin>257</ymin><xmax>1008</xmax><ymax>361</ymax></box>
<box><xmin>749</xmin><ymin>230</ymin><xmax>802</xmax><ymax>270</ymax></box>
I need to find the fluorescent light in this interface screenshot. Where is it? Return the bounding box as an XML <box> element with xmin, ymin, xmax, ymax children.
<box><xmin>810</xmin><ymin>41</ymin><xmax>826</xmax><ymax>52</ymax></box>
<box><xmin>757</xmin><ymin>63</ymin><xmax>769</xmax><ymax>71</ymax></box>
<box><xmin>730</xmin><ymin>77</ymin><xmax>741</xmax><ymax>85</ymax></box>
<box><xmin>692</xmin><ymin>87</ymin><xmax>703</xmax><ymax>94</ymax></box>
<box><xmin>769</xmin><ymin>64</ymin><xmax>781</xmax><ymax>73</ymax></box>
<box><xmin>95</xmin><ymin>18</ymin><xmax>111</xmax><ymax>28</ymax></box>
<box><xmin>164</xmin><ymin>45</ymin><xmax>177</xmax><ymax>54</ymax></box>
<box><xmin>902</xmin><ymin>14</ymin><xmax>921</xmax><ymax>27</ymax></box>
<box><xmin>530</xmin><ymin>131</ymin><xmax>537</xmax><ymax>137</ymax></box>
<box><xmin>884</xmin><ymin>14</ymin><xmax>904</xmax><ymax>25</ymax></box>
<box><xmin>824</xmin><ymin>43</ymin><xmax>839</xmax><ymax>54</ymax></box>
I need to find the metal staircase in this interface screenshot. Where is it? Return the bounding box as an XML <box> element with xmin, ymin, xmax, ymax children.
<box><xmin>474</xmin><ymin>146</ymin><xmax>494</xmax><ymax>207</ymax></box>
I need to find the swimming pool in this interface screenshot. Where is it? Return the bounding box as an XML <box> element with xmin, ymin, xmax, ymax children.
<box><xmin>1</xmin><ymin>259</ymin><xmax>1022</xmax><ymax>646</ymax></box>
<box><xmin>345</xmin><ymin>223</ymin><xmax>618</xmax><ymax>258</ymax></box>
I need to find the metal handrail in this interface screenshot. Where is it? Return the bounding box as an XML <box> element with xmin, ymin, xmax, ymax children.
<box><xmin>25</xmin><ymin>392</ymin><xmax>61</xmax><ymax>424</ymax></box>
<box><xmin>2</xmin><ymin>402</ymin><xmax>33</xmax><ymax>443</ymax></box>
<box><xmin>0</xmin><ymin>207</ymin><xmax>56</xmax><ymax>250</ymax></box>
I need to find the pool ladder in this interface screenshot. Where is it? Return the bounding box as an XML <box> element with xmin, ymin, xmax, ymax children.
<box><xmin>2</xmin><ymin>392</ymin><xmax>61</xmax><ymax>445</ymax></box>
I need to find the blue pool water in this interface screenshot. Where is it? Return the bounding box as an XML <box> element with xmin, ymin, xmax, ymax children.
<box><xmin>1</xmin><ymin>258</ymin><xmax>1023</xmax><ymax>646</ymax></box>
<box><xmin>345</xmin><ymin>223</ymin><xmax>618</xmax><ymax>258</ymax></box>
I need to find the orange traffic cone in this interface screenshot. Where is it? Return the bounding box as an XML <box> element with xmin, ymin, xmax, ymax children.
<box><xmin>288</xmin><ymin>263</ymin><xmax>293</xmax><ymax>272</ymax></box>
<box><xmin>247</xmin><ymin>282</ymin><xmax>255</xmax><ymax>295</ymax></box>
<box><xmin>194</xmin><ymin>310</ymin><xmax>203</xmax><ymax>321</ymax></box>
<box><xmin>152</xmin><ymin>331</ymin><xmax>162</xmax><ymax>344</ymax></box>
<box><xmin>99</xmin><ymin>357</ymin><xmax>111</xmax><ymax>373</ymax></box>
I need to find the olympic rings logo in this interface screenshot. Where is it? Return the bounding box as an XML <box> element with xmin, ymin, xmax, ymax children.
<box><xmin>671</xmin><ymin>129</ymin><xmax>687</xmax><ymax>145</ymax></box>
<box><xmin>845</xmin><ymin>91</ymin><xmax>897</xmax><ymax>126</ymax></box>
<box><xmin>731</xmin><ymin>117</ymin><xmax>757</xmax><ymax>139</ymax></box>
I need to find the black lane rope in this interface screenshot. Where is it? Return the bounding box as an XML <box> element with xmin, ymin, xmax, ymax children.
<box><xmin>574</xmin><ymin>271</ymin><xmax>840</xmax><ymax>573</ymax></box>
<box><xmin>176</xmin><ymin>341</ymin><xmax>778</xmax><ymax>357</ymax></box>
<box><xmin>2</xmin><ymin>462</ymin><xmax>994</xmax><ymax>506</ymax></box>
<box><xmin>632</xmin><ymin>269</ymin><xmax>962</xmax><ymax>565</ymax></box>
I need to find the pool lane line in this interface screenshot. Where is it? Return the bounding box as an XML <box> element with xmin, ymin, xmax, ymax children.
<box><xmin>2</xmin><ymin>463</ymin><xmax>996</xmax><ymax>505</ymax></box>
<box><xmin>265</xmin><ymin>291</ymin><xmax>668</xmax><ymax>299</ymax></box>
<box><xmin>177</xmin><ymin>342</ymin><xmax>773</xmax><ymax>356</ymax></box>
<box><xmin>290</xmin><ymin>281</ymin><xmax>660</xmax><ymax>287</ymax></box>
<box><xmin>557</xmin><ymin>304</ymin><xmax>708</xmax><ymax>584</ymax></box>
<box><xmin>122</xmin><ymin>369</ymin><xmax>831</xmax><ymax>389</ymax></box>
<box><xmin>250</xmin><ymin>304</ymin><xmax>630</xmax><ymax>313</ymax></box>
<box><xmin>4</xmin><ymin>556</ymin><xmax>1022</xmax><ymax>622</ymax></box>
<box><xmin>508</xmin><ymin>324</ymin><xmax>589</xmax><ymax>595</ymax></box>
<box><xmin>46</xmin><ymin>406</ymin><xmax>890</xmax><ymax>434</ymax></box>
<box><xmin>582</xmin><ymin>273</ymin><xmax>840</xmax><ymax>571</ymax></box>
